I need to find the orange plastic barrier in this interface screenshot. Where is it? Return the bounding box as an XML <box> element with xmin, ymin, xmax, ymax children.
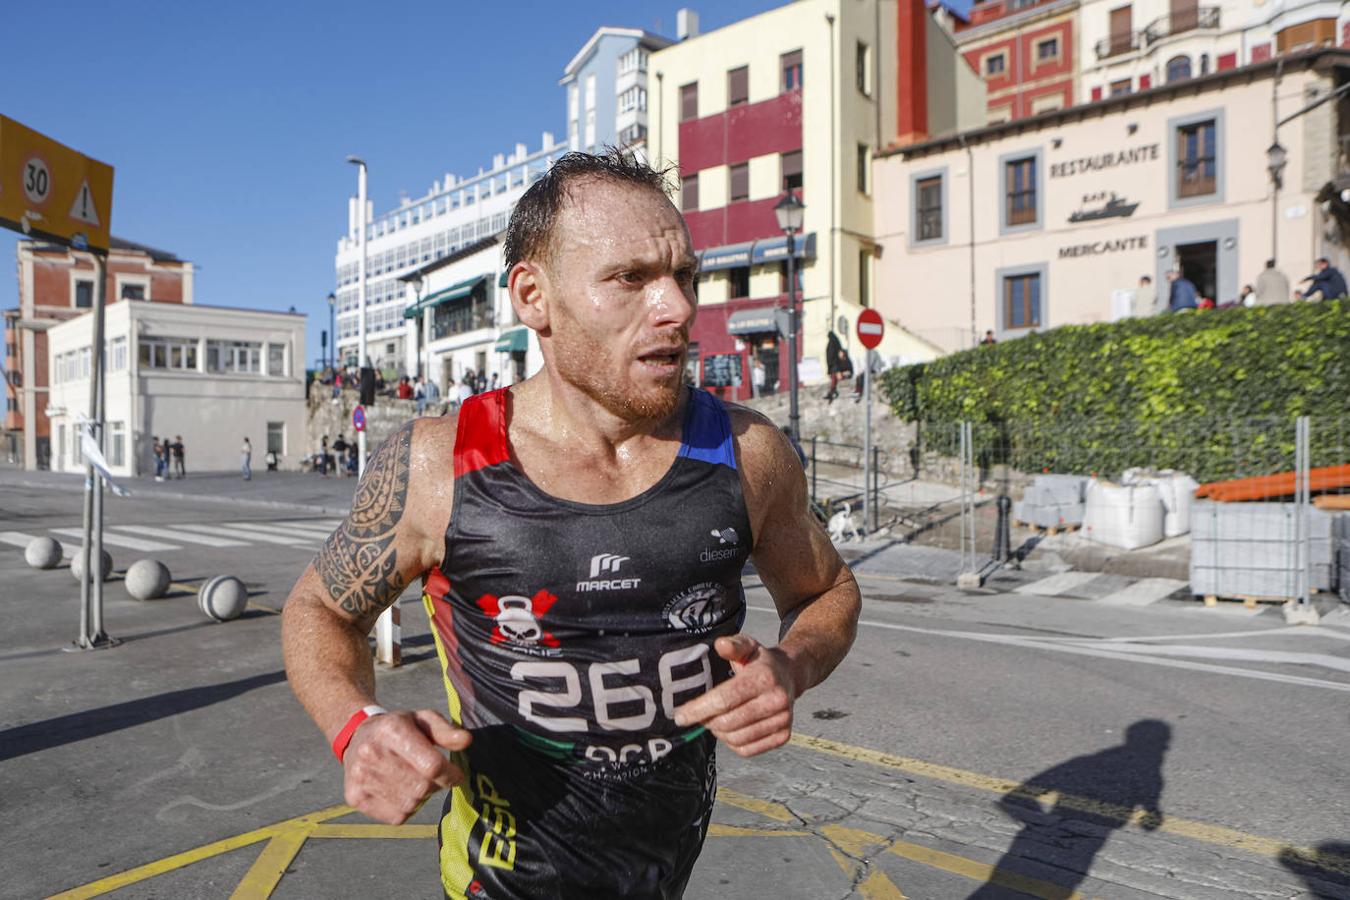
<box><xmin>1195</xmin><ymin>464</ymin><xmax>1350</xmax><ymax>502</ymax></box>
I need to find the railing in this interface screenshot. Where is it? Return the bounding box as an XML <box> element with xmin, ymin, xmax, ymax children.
<box><xmin>1144</xmin><ymin>6</ymin><xmax>1220</xmax><ymax>44</ymax></box>
<box><xmin>1095</xmin><ymin>31</ymin><xmax>1143</xmax><ymax>60</ymax></box>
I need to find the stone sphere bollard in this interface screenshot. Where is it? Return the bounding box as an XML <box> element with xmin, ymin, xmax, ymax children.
<box><xmin>24</xmin><ymin>536</ymin><xmax>62</xmax><ymax>570</ymax></box>
<box><xmin>70</xmin><ymin>549</ymin><xmax>114</xmax><ymax>583</ymax></box>
<box><xmin>199</xmin><ymin>575</ymin><xmax>248</xmax><ymax>621</ymax></box>
<box><xmin>126</xmin><ymin>559</ymin><xmax>171</xmax><ymax>601</ymax></box>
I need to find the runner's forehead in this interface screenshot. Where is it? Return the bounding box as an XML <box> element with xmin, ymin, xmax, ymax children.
<box><xmin>556</xmin><ymin>182</ymin><xmax>691</xmax><ymax>267</ymax></box>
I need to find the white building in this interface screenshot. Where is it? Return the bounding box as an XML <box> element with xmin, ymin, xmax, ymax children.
<box><xmin>561</xmin><ymin>25</ymin><xmax>674</xmax><ymax>159</ymax></box>
<box><xmin>333</xmin><ymin>134</ymin><xmax>566</xmax><ymax>374</ymax></box>
<box><xmin>399</xmin><ymin>233</ymin><xmax>543</xmax><ymax>393</ymax></box>
<box><xmin>46</xmin><ymin>301</ymin><xmax>307</xmax><ymax>476</ymax></box>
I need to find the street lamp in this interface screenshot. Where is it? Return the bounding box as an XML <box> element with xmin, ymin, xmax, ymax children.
<box><xmin>1267</xmin><ymin>140</ymin><xmax>1287</xmax><ymax>262</ymax></box>
<box><xmin>410</xmin><ymin>273</ymin><xmax>425</xmax><ymax>380</ymax></box>
<box><xmin>774</xmin><ymin>191</ymin><xmax>806</xmax><ymax>442</ymax></box>
<box><xmin>326</xmin><ymin>292</ymin><xmax>335</xmax><ymax>371</ymax></box>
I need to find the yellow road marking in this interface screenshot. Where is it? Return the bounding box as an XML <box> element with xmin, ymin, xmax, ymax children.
<box><xmin>47</xmin><ymin>804</ymin><xmax>351</xmax><ymax>899</ymax></box>
<box><xmin>884</xmin><ymin>835</ymin><xmax>1088</xmax><ymax>900</ymax></box>
<box><xmin>229</xmin><ymin>828</ymin><xmax>310</xmax><ymax>900</ymax></box>
<box><xmin>310</xmin><ymin>823</ymin><xmax>438</xmax><ymax>839</ymax></box>
<box><xmin>707</xmin><ymin>823</ymin><xmax>812</xmax><ymax>838</ymax></box>
<box><xmin>715</xmin><ymin>787</ymin><xmax>798</xmax><ymax>823</ymax></box>
<box><xmin>791</xmin><ymin>732</ymin><xmax>1350</xmax><ymax>878</ymax></box>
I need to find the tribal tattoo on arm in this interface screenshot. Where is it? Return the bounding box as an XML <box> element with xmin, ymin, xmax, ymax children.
<box><xmin>315</xmin><ymin>424</ymin><xmax>414</xmax><ymax>630</ymax></box>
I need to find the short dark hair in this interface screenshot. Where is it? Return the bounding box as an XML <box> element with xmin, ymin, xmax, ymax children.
<box><xmin>503</xmin><ymin>148</ymin><xmax>675</xmax><ymax>272</ymax></box>
<box><xmin>1316</xmin><ymin>256</ymin><xmax>1330</xmax><ymax>265</ymax></box>
<box><xmin>1266</xmin><ymin>258</ymin><xmax>1276</xmax><ymax>268</ymax></box>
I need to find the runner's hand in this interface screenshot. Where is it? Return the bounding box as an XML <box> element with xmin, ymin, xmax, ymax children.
<box><xmin>673</xmin><ymin>634</ymin><xmax>797</xmax><ymax>758</ymax></box>
<box><xmin>343</xmin><ymin>709</ymin><xmax>471</xmax><ymax>825</ymax></box>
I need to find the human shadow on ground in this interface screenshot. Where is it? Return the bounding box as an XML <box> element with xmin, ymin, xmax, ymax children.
<box><xmin>0</xmin><ymin>669</ymin><xmax>287</xmax><ymax>762</ymax></box>
<box><xmin>1279</xmin><ymin>841</ymin><xmax>1350</xmax><ymax>898</ymax></box>
<box><xmin>968</xmin><ymin>719</ymin><xmax>1171</xmax><ymax>898</ymax></box>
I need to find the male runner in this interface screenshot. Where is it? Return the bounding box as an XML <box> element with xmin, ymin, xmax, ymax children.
<box><xmin>282</xmin><ymin>151</ymin><xmax>861</xmax><ymax>899</ymax></box>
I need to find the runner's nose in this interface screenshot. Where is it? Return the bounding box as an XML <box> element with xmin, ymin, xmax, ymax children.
<box><xmin>646</xmin><ymin>274</ymin><xmax>696</xmax><ymax>330</ymax></box>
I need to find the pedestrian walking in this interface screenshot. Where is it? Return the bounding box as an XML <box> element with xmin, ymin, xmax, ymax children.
<box><xmin>152</xmin><ymin>436</ymin><xmax>166</xmax><ymax>481</ymax></box>
<box><xmin>319</xmin><ymin>436</ymin><xmax>330</xmax><ymax>477</ymax></box>
<box><xmin>397</xmin><ymin>376</ymin><xmax>413</xmax><ymax>400</ymax></box>
<box><xmin>332</xmin><ymin>434</ymin><xmax>348</xmax><ymax>478</ymax></box>
<box><xmin>489</xmin><ymin>372</ymin><xmax>499</xmax><ymax>392</ymax></box>
<box><xmin>1254</xmin><ymin>259</ymin><xmax>1291</xmax><ymax>306</ymax></box>
<box><xmin>281</xmin><ymin>150</ymin><xmax>859</xmax><ymax>898</ymax></box>
<box><xmin>414</xmin><ymin>377</ymin><xmax>427</xmax><ymax>416</ymax></box>
<box><xmin>424</xmin><ymin>377</ymin><xmax>441</xmax><ymax>412</ymax></box>
<box><xmin>1165</xmin><ymin>269</ymin><xmax>1198</xmax><ymax>312</ymax></box>
<box><xmin>241</xmin><ymin>437</ymin><xmax>252</xmax><ymax>480</ymax></box>
<box><xmin>160</xmin><ymin>437</ymin><xmax>172</xmax><ymax>479</ymax></box>
<box><xmin>475</xmin><ymin>370</ymin><xmax>487</xmax><ymax>394</ymax></box>
<box><xmin>1295</xmin><ymin>256</ymin><xmax>1347</xmax><ymax>301</ymax></box>
<box><xmin>171</xmin><ymin>436</ymin><xmax>186</xmax><ymax>479</ymax></box>
<box><xmin>454</xmin><ymin>374</ymin><xmax>474</xmax><ymax>407</ymax></box>
<box><xmin>751</xmin><ymin>356</ymin><xmax>766</xmax><ymax>398</ymax></box>
<box><xmin>346</xmin><ymin>441</ymin><xmax>358</xmax><ymax>475</ymax></box>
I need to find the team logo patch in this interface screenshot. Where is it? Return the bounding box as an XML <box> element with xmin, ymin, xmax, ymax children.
<box><xmin>664</xmin><ymin>582</ymin><xmax>728</xmax><ymax>633</ymax></box>
<box><xmin>478</xmin><ymin>590</ymin><xmax>560</xmax><ymax>648</ymax></box>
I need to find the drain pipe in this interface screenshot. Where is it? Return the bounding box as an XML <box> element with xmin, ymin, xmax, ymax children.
<box><xmin>959</xmin><ymin>133</ymin><xmax>976</xmax><ymax>347</ymax></box>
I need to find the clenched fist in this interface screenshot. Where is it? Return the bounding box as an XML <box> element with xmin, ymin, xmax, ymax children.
<box><xmin>343</xmin><ymin>709</ymin><xmax>472</xmax><ymax>824</ymax></box>
<box><xmin>673</xmin><ymin>634</ymin><xmax>798</xmax><ymax>758</ymax></box>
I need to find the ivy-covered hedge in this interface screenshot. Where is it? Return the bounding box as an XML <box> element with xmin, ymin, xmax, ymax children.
<box><xmin>878</xmin><ymin>300</ymin><xmax>1350</xmax><ymax>482</ymax></box>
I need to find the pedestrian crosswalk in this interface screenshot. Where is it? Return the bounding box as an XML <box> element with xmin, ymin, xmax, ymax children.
<box><xmin>1004</xmin><ymin>570</ymin><xmax>1189</xmax><ymax>607</ymax></box>
<box><xmin>0</xmin><ymin>519</ymin><xmax>343</xmax><ymax>559</ymax></box>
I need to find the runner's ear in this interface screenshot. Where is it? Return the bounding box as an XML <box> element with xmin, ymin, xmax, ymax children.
<box><xmin>509</xmin><ymin>262</ymin><xmax>549</xmax><ymax>334</ymax></box>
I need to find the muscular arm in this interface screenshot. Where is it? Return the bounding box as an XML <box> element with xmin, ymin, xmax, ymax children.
<box><xmin>674</xmin><ymin>409</ymin><xmax>860</xmax><ymax>756</ymax></box>
<box><xmin>281</xmin><ymin>418</ymin><xmax>465</xmax><ymax>823</ymax></box>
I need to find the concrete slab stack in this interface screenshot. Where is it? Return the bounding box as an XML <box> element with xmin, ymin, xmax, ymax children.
<box><xmin>1190</xmin><ymin>500</ymin><xmax>1336</xmax><ymax>599</ymax></box>
<box><xmin>1013</xmin><ymin>475</ymin><xmax>1087</xmax><ymax>530</ymax></box>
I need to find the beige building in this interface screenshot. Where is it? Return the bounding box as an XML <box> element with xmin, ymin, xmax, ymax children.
<box><xmin>873</xmin><ymin>49</ymin><xmax>1350</xmax><ymax>351</ymax></box>
<box><xmin>647</xmin><ymin>0</ymin><xmax>984</xmax><ymax>400</ymax></box>
<box><xmin>46</xmin><ymin>301</ymin><xmax>307</xmax><ymax>476</ymax></box>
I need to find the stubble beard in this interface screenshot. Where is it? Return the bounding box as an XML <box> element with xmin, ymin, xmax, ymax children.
<box><xmin>553</xmin><ymin>331</ymin><xmax>685</xmax><ymax>423</ymax></box>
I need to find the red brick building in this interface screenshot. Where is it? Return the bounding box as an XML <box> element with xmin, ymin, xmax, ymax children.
<box><xmin>4</xmin><ymin>237</ymin><xmax>193</xmax><ymax>469</ymax></box>
<box><xmin>944</xmin><ymin>0</ymin><xmax>1079</xmax><ymax>123</ymax></box>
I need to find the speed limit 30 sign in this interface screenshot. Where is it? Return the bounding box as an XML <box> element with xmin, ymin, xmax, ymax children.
<box><xmin>0</xmin><ymin>115</ymin><xmax>114</xmax><ymax>252</ymax></box>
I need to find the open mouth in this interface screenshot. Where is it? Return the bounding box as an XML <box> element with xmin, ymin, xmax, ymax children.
<box><xmin>637</xmin><ymin>348</ymin><xmax>684</xmax><ymax>369</ymax></box>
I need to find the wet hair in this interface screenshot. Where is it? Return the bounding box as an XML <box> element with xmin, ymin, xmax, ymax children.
<box><xmin>503</xmin><ymin>148</ymin><xmax>675</xmax><ymax>272</ymax></box>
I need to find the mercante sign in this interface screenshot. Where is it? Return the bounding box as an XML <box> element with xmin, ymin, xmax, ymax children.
<box><xmin>1058</xmin><ymin>235</ymin><xmax>1148</xmax><ymax>258</ymax></box>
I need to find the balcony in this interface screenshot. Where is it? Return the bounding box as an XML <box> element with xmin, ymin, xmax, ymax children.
<box><xmin>1143</xmin><ymin>6</ymin><xmax>1220</xmax><ymax>44</ymax></box>
<box><xmin>1095</xmin><ymin>31</ymin><xmax>1143</xmax><ymax>60</ymax></box>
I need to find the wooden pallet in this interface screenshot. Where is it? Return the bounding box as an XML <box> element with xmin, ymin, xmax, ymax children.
<box><xmin>1015</xmin><ymin>520</ymin><xmax>1082</xmax><ymax>537</ymax></box>
<box><xmin>1201</xmin><ymin>594</ymin><xmax>1290</xmax><ymax>609</ymax></box>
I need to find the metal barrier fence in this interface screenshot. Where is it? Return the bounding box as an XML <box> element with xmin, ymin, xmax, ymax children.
<box><xmin>878</xmin><ymin>416</ymin><xmax>1349</xmax><ymax>604</ymax></box>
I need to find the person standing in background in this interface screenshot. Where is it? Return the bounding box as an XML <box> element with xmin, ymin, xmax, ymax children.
<box><xmin>152</xmin><ymin>436</ymin><xmax>165</xmax><ymax>482</ymax></box>
<box><xmin>241</xmin><ymin>437</ymin><xmax>252</xmax><ymax>481</ymax></box>
<box><xmin>1166</xmin><ymin>270</ymin><xmax>1198</xmax><ymax>312</ymax></box>
<box><xmin>1254</xmin><ymin>259</ymin><xmax>1290</xmax><ymax>306</ymax></box>
<box><xmin>1133</xmin><ymin>275</ymin><xmax>1156</xmax><ymax>317</ymax></box>
<box><xmin>171</xmin><ymin>435</ymin><xmax>186</xmax><ymax>479</ymax></box>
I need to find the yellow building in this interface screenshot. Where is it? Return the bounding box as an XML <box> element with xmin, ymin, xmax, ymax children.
<box><xmin>647</xmin><ymin>0</ymin><xmax>984</xmax><ymax>401</ymax></box>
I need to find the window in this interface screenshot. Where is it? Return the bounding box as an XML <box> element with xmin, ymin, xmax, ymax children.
<box><xmin>781</xmin><ymin>50</ymin><xmax>803</xmax><ymax>91</ymax></box>
<box><xmin>1177</xmin><ymin>119</ymin><xmax>1217</xmax><ymax>197</ymax></box>
<box><xmin>107</xmin><ymin>421</ymin><xmax>125</xmax><ymax>468</ymax></box>
<box><xmin>680</xmin><ymin>82</ymin><xmax>699</xmax><ymax>121</ymax></box>
<box><xmin>267</xmin><ymin>342</ymin><xmax>286</xmax><ymax>377</ymax></box>
<box><xmin>681</xmin><ymin>173</ymin><xmax>699</xmax><ymax>212</ymax></box>
<box><xmin>781</xmin><ymin>150</ymin><xmax>803</xmax><ymax>193</ymax></box>
<box><xmin>109</xmin><ymin>336</ymin><xmax>127</xmax><ymax>372</ymax></box>
<box><xmin>585</xmin><ymin>109</ymin><xmax>596</xmax><ymax>148</ymax></box>
<box><xmin>138</xmin><ymin>337</ymin><xmax>198</xmax><ymax>371</ymax></box>
<box><xmin>74</xmin><ymin>280</ymin><xmax>93</xmax><ymax>308</ymax></box>
<box><xmin>1005</xmin><ymin>156</ymin><xmax>1038</xmax><ymax>226</ymax></box>
<box><xmin>856</xmin><ymin>42</ymin><xmax>871</xmax><ymax>95</ymax></box>
<box><xmin>916</xmin><ymin>175</ymin><xmax>943</xmax><ymax>241</ymax></box>
<box><xmin>728</xmin><ymin>267</ymin><xmax>750</xmax><ymax>299</ymax></box>
<box><xmin>120</xmin><ymin>282</ymin><xmax>146</xmax><ymax>301</ymax></box>
<box><xmin>858</xmin><ymin>250</ymin><xmax>871</xmax><ymax>308</ymax></box>
<box><xmin>206</xmin><ymin>340</ymin><xmax>262</xmax><ymax>374</ymax></box>
<box><xmin>1004</xmin><ymin>272</ymin><xmax>1042</xmax><ymax>329</ymax></box>
<box><xmin>1030</xmin><ymin>94</ymin><xmax>1064</xmax><ymax>114</ymax></box>
<box><xmin>729</xmin><ymin>163</ymin><xmax>749</xmax><ymax>202</ymax></box>
<box><xmin>985</xmin><ymin>52</ymin><xmax>1006</xmax><ymax>77</ymax></box>
<box><xmin>728</xmin><ymin>66</ymin><xmax>749</xmax><ymax>106</ymax></box>
<box><xmin>1166</xmin><ymin>55</ymin><xmax>1191</xmax><ymax>83</ymax></box>
<box><xmin>1110</xmin><ymin>78</ymin><xmax>1133</xmax><ymax>96</ymax></box>
<box><xmin>267</xmin><ymin>421</ymin><xmax>285</xmax><ymax>456</ymax></box>
<box><xmin>856</xmin><ymin>144</ymin><xmax>870</xmax><ymax>195</ymax></box>
<box><xmin>1037</xmin><ymin>37</ymin><xmax>1060</xmax><ymax>61</ymax></box>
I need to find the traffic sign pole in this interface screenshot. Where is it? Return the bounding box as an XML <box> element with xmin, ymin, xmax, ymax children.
<box><xmin>856</xmin><ymin>310</ymin><xmax>885</xmax><ymax>536</ymax></box>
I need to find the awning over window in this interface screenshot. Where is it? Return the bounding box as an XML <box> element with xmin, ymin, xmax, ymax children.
<box><xmin>751</xmin><ymin>232</ymin><xmax>816</xmax><ymax>265</ymax></box>
<box><xmin>726</xmin><ymin>307</ymin><xmax>780</xmax><ymax>336</ymax></box>
<box><xmin>699</xmin><ymin>241</ymin><xmax>756</xmax><ymax>272</ymax></box>
<box><xmin>497</xmin><ymin>270</ymin><xmax>509</xmax><ymax>287</ymax></box>
<box><xmin>404</xmin><ymin>275</ymin><xmax>485</xmax><ymax>319</ymax></box>
<box><xmin>493</xmin><ymin>326</ymin><xmax>529</xmax><ymax>353</ymax></box>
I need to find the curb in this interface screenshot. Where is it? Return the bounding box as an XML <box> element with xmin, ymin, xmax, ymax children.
<box><xmin>3</xmin><ymin>477</ymin><xmax>351</xmax><ymax>517</ymax></box>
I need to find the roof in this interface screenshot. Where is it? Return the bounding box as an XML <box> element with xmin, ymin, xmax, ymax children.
<box><xmin>561</xmin><ymin>27</ymin><xmax>673</xmax><ymax>82</ymax></box>
<box><xmin>397</xmin><ymin>233</ymin><xmax>504</xmax><ymax>282</ymax></box>
<box><xmin>21</xmin><ymin>235</ymin><xmax>182</xmax><ymax>263</ymax></box>
<box><xmin>951</xmin><ymin>0</ymin><xmax>1077</xmax><ymax>43</ymax></box>
<box><xmin>879</xmin><ymin>47</ymin><xmax>1350</xmax><ymax>161</ymax></box>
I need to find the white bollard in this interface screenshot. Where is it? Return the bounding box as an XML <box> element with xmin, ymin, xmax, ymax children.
<box><xmin>126</xmin><ymin>559</ymin><xmax>171</xmax><ymax>601</ymax></box>
<box><xmin>25</xmin><ymin>537</ymin><xmax>62</xmax><ymax>570</ymax></box>
<box><xmin>199</xmin><ymin>575</ymin><xmax>248</xmax><ymax>621</ymax></box>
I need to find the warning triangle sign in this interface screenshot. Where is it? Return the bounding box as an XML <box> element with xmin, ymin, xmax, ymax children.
<box><xmin>69</xmin><ymin>180</ymin><xmax>100</xmax><ymax>227</ymax></box>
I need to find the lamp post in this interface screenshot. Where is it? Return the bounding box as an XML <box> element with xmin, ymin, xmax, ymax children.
<box><xmin>410</xmin><ymin>273</ymin><xmax>425</xmax><ymax>380</ymax></box>
<box><xmin>1266</xmin><ymin>140</ymin><xmax>1287</xmax><ymax>263</ymax></box>
<box><xmin>326</xmin><ymin>292</ymin><xmax>335</xmax><ymax>371</ymax></box>
<box><xmin>775</xmin><ymin>191</ymin><xmax>806</xmax><ymax>442</ymax></box>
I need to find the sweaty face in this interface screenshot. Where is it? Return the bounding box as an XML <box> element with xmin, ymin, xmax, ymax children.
<box><xmin>543</xmin><ymin>179</ymin><xmax>699</xmax><ymax>421</ymax></box>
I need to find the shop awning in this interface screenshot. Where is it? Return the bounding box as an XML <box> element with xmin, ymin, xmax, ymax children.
<box><xmin>497</xmin><ymin>270</ymin><xmax>509</xmax><ymax>287</ymax></box>
<box><xmin>404</xmin><ymin>275</ymin><xmax>485</xmax><ymax>319</ymax></box>
<box><xmin>726</xmin><ymin>307</ymin><xmax>780</xmax><ymax>336</ymax></box>
<box><xmin>493</xmin><ymin>326</ymin><xmax>529</xmax><ymax>353</ymax></box>
<box><xmin>699</xmin><ymin>241</ymin><xmax>756</xmax><ymax>272</ymax></box>
<box><xmin>751</xmin><ymin>232</ymin><xmax>816</xmax><ymax>265</ymax></box>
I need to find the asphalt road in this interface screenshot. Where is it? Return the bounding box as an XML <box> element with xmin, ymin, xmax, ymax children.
<box><xmin>1</xmin><ymin>482</ymin><xmax>1347</xmax><ymax>899</ymax></box>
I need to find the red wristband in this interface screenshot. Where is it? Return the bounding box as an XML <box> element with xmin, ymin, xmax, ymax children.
<box><xmin>332</xmin><ymin>705</ymin><xmax>387</xmax><ymax>762</ymax></box>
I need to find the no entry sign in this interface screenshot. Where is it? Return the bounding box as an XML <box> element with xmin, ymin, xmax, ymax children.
<box><xmin>857</xmin><ymin>309</ymin><xmax>884</xmax><ymax>349</ymax></box>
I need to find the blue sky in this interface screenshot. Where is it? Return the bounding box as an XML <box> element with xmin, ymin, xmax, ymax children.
<box><xmin>1</xmin><ymin>0</ymin><xmax>804</xmax><ymax>367</ymax></box>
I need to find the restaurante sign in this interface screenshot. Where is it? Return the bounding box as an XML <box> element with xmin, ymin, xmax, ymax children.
<box><xmin>1050</xmin><ymin>144</ymin><xmax>1159</xmax><ymax>178</ymax></box>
